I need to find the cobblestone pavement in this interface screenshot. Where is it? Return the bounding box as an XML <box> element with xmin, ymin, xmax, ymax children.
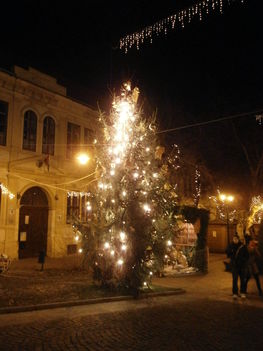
<box><xmin>0</xmin><ymin>293</ymin><xmax>263</xmax><ymax>351</ymax></box>
<box><xmin>0</xmin><ymin>254</ymin><xmax>263</xmax><ymax>350</ymax></box>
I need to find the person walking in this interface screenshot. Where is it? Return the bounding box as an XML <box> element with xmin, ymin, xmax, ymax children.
<box><xmin>226</xmin><ymin>234</ymin><xmax>249</xmax><ymax>299</ymax></box>
<box><xmin>245</xmin><ymin>235</ymin><xmax>262</xmax><ymax>296</ymax></box>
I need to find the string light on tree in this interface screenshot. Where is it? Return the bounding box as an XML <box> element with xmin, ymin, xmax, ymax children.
<box><xmin>119</xmin><ymin>0</ymin><xmax>246</xmax><ymax>53</ymax></box>
<box><xmin>72</xmin><ymin>82</ymin><xmax>181</xmax><ymax>294</ymax></box>
<box><xmin>193</xmin><ymin>166</ymin><xmax>201</xmax><ymax>207</ymax></box>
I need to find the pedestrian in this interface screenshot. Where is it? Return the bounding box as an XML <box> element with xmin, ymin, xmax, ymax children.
<box><xmin>226</xmin><ymin>234</ymin><xmax>249</xmax><ymax>299</ymax></box>
<box><xmin>245</xmin><ymin>235</ymin><xmax>262</xmax><ymax>296</ymax></box>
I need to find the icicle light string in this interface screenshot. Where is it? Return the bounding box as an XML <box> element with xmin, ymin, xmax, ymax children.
<box><xmin>120</xmin><ymin>0</ymin><xmax>245</xmax><ymax>53</ymax></box>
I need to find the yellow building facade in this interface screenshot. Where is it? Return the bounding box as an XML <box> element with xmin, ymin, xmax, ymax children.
<box><xmin>0</xmin><ymin>66</ymin><xmax>98</xmax><ymax>259</ymax></box>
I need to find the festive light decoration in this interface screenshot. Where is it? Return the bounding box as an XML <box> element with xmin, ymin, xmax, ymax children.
<box><xmin>193</xmin><ymin>166</ymin><xmax>201</xmax><ymax>206</ymax></box>
<box><xmin>73</xmin><ymin>82</ymin><xmax>180</xmax><ymax>292</ymax></box>
<box><xmin>247</xmin><ymin>196</ymin><xmax>263</xmax><ymax>228</ymax></box>
<box><xmin>209</xmin><ymin>189</ymin><xmax>236</xmax><ymax>221</ymax></box>
<box><xmin>0</xmin><ymin>184</ymin><xmax>15</xmax><ymax>200</ymax></box>
<box><xmin>120</xmin><ymin>0</ymin><xmax>245</xmax><ymax>53</ymax></box>
<box><xmin>67</xmin><ymin>191</ymin><xmax>92</xmax><ymax>197</ymax></box>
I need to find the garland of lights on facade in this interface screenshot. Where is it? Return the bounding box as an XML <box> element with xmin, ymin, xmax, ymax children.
<box><xmin>120</xmin><ymin>0</ymin><xmax>245</xmax><ymax>53</ymax></box>
<box><xmin>0</xmin><ymin>184</ymin><xmax>15</xmax><ymax>199</ymax></box>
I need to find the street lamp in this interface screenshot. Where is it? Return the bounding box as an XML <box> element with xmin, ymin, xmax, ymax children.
<box><xmin>76</xmin><ymin>153</ymin><xmax>90</xmax><ymax>165</ymax></box>
<box><xmin>219</xmin><ymin>193</ymin><xmax>234</xmax><ymax>245</ymax></box>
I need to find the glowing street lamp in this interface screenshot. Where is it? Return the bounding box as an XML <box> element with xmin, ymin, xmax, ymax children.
<box><xmin>219</xmin><ymin>193</ymin><xmax>234</xmax><ymax>245</ymax></box>
<box><xmin>76</xmin><ymin>153</ymin><xmax>90</xmax><ymax>165</ymax></box>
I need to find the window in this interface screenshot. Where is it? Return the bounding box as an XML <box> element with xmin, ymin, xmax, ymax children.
<box><xmin>84</xmin><ymin>128</ymin><xmax>95</xmax><ymax>146</ymax></box>
<box><xmin>66</xmin><ymin>194</ymin><xmax>91</xmax><ymax>223</ymax></box>
<box><xmin>0</xmin><ymin>100</ymin><xmax>8</xmax><ymax>146</ymax></box>
<box><xmin>42</xmin><ymin>116</ymin><xmax>55</xmax><ymax>155</ymax></box>
<box><xmin>23</xmin><ymin>110</ymin><xmax>37</xmax><ymax>151</ymax></box>
<box><xmin>67</xmin><ymin>122</ymin><xmax>80</xmax><ymax>159</ymax></box>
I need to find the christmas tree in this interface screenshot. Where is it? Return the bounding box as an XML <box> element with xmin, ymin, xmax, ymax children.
<box><xmin>74</xmin><ymin>83</ymin><xmax>179</xmax><ymax>294</ymax></box>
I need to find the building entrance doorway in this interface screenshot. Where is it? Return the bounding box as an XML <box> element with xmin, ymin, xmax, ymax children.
<box><xmin>18</xmin><ymin>187</ymin><xmax>48</xmax><ymax>259</ymax></box>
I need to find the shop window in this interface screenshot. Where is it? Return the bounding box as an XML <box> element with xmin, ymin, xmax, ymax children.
<box><xmin>0</xmin><ymin>100</ymin><xmax>8</xmax><ymax>146</ymax></box>
<box><xmin>67</xmin><ymin>122</ymin><xmax>80</xmax><ymax>159</ymax></box>
<box><xmin>42</xmin><ymin>116</ymin><xmax>55</xmax><ymax>155</ymax></box>
<box><xmin>23</xmin><ymin>110</ymin><xmax>37</xmax><ymax>151</ymax></box>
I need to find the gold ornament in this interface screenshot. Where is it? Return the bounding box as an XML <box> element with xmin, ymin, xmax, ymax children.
<box><xmin>155</xmin><ymin>146</ymin><xmax>165</xmax><ymax>160</ymax></box>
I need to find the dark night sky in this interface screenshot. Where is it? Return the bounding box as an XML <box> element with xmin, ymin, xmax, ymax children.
<box><xmin>1</xmin><ymin>0</ymin><xmax>263</xmax><ymax>201</ymax></box>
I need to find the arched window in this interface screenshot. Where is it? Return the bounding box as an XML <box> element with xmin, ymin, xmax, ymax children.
<box><xmin>42</xmin><ymin>116</ymin><xmax>55</xmax><ymax>155</ymax></box>
<box><xmin>23</xmin><ymin>110</ymin><xmax>37</xmax><ymax>151</ymax></box>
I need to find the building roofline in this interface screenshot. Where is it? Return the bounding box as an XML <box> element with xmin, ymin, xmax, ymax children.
<box><xmin>0</xmin><ymin>66</ymin><xmax>98</xmax><ymax>113</ymax></box>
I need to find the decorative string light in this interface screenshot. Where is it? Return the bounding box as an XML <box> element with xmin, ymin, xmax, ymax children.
<box><xmin>247</xmin><ymin>196</ymin><xmax>263</xmax><ymax>228</ymax></box>
<box><xmin>209</xmin><ymin>189</ymin><xmax>236</xmax><ymax>221</ymax></box>
<box><xmin>0</xmin><ymin>184</ymin><xmax>15</xmax><ymax>199</ymax></box>
<box><xmin>193</xmin><ymin>166</ymin><xmax>201</xmax><ymax>206</ymax></box>
<box><xmin>73</xmin><ymin>82</ymin><xmax>181</xmax><ymax>290</ymax></box>
<box><xmin>119</xmin><ymin>0</ymin><xmax>246</xmax><ymax>53</ymax></box>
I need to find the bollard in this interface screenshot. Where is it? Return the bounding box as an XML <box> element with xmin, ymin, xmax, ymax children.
<box><xmin>38</xmin><ymin>250</ymin><xmax>45</xmax><ymax>271</ymax></box>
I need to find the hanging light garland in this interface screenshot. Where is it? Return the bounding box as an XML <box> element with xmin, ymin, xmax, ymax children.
<box><xmin>119</xmin><ymin>0</ymin><xmax>245</xmax><ymax>53</ymax></box>
<box><xmin>0</xmin><ymin>184</ymin><xmax>15</xmax><ymax>200</ymax></box>
<box><xmin>67</xmin><ymin>191</ymin><xmax>92</xmax><ymax>198</ymax></box>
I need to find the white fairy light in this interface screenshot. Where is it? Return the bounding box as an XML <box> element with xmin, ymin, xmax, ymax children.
<box><xmin>143</xmin><ymin>204</ymin><xmax>151</xmax><ymax>213</ymax></box>
<box><xmin>117</xmin><ymin>259</ymin><xmax>124</xmax><ymax>266</ymax></box>
<box><xmin>0</xmin><ymin>184</ymin><xmax>15</xmax><ymax>200</ymax></box>
<box><xmin>121</xmin><ymin>244</ymin><xmax>127</xmax><ymax>251</ymax></box>
<box><xmin>104</xmin><ymin>242</ymin><xmax>110</xmax><ymax>249</ymax></box>
<box><xmin>78</xmin><ymin>248</ymin><xmax>83</xmax><ymax>253</ymax></box>
<box><xmin>120</xmin><ymin>231</ymin><xmax>126</xmax><ymax>241</ymax></box>
<box><xmin>167</xmin><ymin>240</ymin><xmax>172</xmax><ymax>246</ymax></box>
<box><xmin>119</xmin><ymin>0</ymin><xmax>245</xmax><ymax>53</ymax></box>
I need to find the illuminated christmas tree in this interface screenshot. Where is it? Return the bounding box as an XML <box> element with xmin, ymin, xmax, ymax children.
<box><xmin>74</xmin><ymin>83</ymin><xmax>179</xmax><ymax>294</ymax></box>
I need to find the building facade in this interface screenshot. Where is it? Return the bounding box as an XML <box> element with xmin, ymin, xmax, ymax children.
<box><xmin>0</xmin><ymin>66</ymin><xmax>99</xmax><ymax>259</ymax></box>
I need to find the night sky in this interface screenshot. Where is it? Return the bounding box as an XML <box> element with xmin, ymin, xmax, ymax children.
<box><xmin>1</xmin><ymin>0</ymin><xmax>263</xmax><ymax>204</ymax></box>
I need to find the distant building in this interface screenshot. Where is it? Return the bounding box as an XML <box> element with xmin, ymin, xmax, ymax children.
<box><xmin>0</xmin><ymin>66</ymin><xmax>99</xmax><ymax>259</ymax></box>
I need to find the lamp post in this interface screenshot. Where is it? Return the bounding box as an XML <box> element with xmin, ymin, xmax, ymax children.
<box><xmin>219</xmin><ymin>194</ymin><xmax>234</xmax><ymax>246</ymax></box>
